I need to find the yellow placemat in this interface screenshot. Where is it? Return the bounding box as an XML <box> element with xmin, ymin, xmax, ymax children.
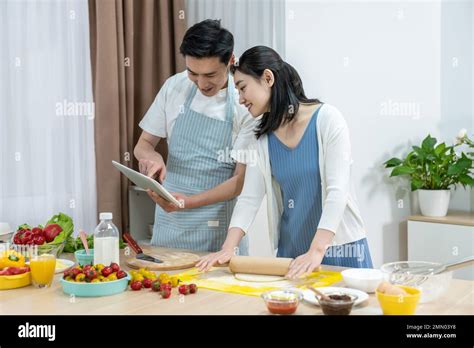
<box><xmin>175</xmin><ymin>267</ymin><xmax>342</xmax><ymax>297</ymax></box>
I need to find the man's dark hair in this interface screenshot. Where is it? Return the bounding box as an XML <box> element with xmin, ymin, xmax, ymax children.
<box><xmin>180</xmin><ymin>19</ymin><xmax>234</xmax><ymax>64</ymax></box>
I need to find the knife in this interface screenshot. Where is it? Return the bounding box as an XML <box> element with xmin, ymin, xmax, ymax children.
<box><xmin>122</xmin><ymin>232</ymin><xmax>163</xmax><ymax>263</ymax></box>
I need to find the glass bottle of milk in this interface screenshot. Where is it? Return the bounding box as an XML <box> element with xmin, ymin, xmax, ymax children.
<box><xmin>93</xmin><ymin>212</ymin><xmax>120</xmax><ymax>265</ymax></box>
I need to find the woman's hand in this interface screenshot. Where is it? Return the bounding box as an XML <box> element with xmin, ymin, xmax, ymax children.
<box><xmin>285</xmin><ymin>248</ymin><xmax>325</xmax><ymax>280</ymax></box>
<box><xmin>195</xmin><ymin>228</ymin><xmax>245</xmax><ymax>272</ymax></box>
<box><xmin>196</xmin><ymin>248</ymin><xmax>236</xmax><ymax>272</ymax></box>
<box><xmin>147</xmin><ymin>191</ymin><xmax>192</xmax><ymax>212</ymax></box>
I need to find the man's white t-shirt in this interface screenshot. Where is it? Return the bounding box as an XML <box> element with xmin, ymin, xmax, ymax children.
<box><xmin>139</xmin><ymin>71</ymin><xmax>256</xmax><ymax>163</ymax></box>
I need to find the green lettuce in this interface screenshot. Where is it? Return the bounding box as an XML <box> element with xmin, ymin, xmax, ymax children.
<box><xmin>44</xmin><ymin>212</ymin><xmax>74</xmax><ymax>245</ymax></box>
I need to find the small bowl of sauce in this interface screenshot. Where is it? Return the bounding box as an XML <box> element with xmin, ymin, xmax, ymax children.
<box><xmin>261</xmin><ymin>289</ymin><xmax>303</xmax><ymax>315</ymax></box>
<box><xmin>318</xmin><ymin>292</ymin><xmax>358</xmax><ymax>315</ymax></box>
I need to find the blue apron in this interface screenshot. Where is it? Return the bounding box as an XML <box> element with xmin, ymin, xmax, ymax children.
<box><xmin>269</xmin><ymin>105</ymin><xmax>373</xmax><ymax>267</ymax></box>
<box><xmin>151</xmin><ymin>75</ymin><xmax>248</xmax><ymax>254</ymax></box>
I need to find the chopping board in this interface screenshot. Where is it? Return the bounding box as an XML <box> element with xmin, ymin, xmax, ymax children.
<box><xmin>125</xmin><ymin>246</ymin><xmax>200</xmax><ymax>271</ymax></box>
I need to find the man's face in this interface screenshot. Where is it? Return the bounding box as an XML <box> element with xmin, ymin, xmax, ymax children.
<box><xmin>185</xmin><ymin>56</ymin><xmax>231</xmax><ymax>97</ymax></box>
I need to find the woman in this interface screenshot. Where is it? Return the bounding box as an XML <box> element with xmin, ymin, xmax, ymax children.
<box><xmin>196</xmin><ymin>46</ymin><xmax>373</xmax><ymax>279</ymax></box>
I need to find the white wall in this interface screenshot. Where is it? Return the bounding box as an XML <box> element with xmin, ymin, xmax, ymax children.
<box><xmin>183</xmin><ymin>0</ymin><xmax>473</xmax><ymax>259</ymax></box>
<box><xmin>440</xmin><ymin>0</ymin><xmax>473</xmax><ymax>212</ymax></box>
<box><xmin>284</xmin><ymin>0</ymin><xmax>472</xmax><ymax>267</ymax></box>
<box><xmin>472</xmin><ymin>0</ymin><xmax>474</xmax><ymax>213</ymax></box>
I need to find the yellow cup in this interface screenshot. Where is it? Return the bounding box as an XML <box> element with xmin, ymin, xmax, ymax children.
<box><xmin>29</xmin><ymin>253</ymin><xmax>56</xmax><ymax>288</ymax></box>
<box><xmin>376</xmin><ymin>285</ymin><xmax>421</xmax><ymax>315</ymax></box>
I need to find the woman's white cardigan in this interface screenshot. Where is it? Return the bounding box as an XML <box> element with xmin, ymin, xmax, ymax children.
<box><xmin>229</xmin><ymin>104</ymin><xmax>367</xmax><ymax>251</ymax></box>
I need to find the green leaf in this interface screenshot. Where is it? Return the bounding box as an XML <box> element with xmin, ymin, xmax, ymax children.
<box><xmin>459</xmin><ymin>174</ymin><xmax>474</xmax><ymax>187</ymax></box>
<box><xmin>17</xmin><ymin>223</ymin><xmax>32</xmax><ymax>231</ymax></box>
<box><xmin>447</xmin><ymin>157</ymin><xmax>472</xmax><ymax>176</ymax></box>
<box><xmin>457</xmin><ymin>156</ymin><xmax>472</xmax><ymax>170</ymax></box>
<box><xmin>411</xmin><ymin>178</ymin><xmax>424</xmax><ymax>191</ymax></box>
<box><xmin>390</xmin><ymin>166</ymin><xmax>415</xmax><ymax>177</ymax></box>
<box><xmin>412</xmin><ymin>146</ymin><xmax>425</xmax><ymax>157</ymax></box>
<box><xmin>434</xmin><ymin>143</ymin><xmax>446</xmax><ymax>156</ymax></box>
<box><xmin>384</xmin><ymin>157</ymin><xmax>402</xmax><ymax>168</ymax></box>
<box><xmin>422</xmin><ymin>135</ymin><xmax>437</xmax><ymax>151</ymax></box>
<box><xmin>447</xmin><ymin>164</ymin><xmax>461</xmax><ymax>175</ymax></box>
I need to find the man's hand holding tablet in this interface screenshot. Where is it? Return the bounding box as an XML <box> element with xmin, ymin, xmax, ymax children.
<box><xmin>138</xmin><ymin>156</ymin><xmax>166</xmax><ymax>183</ymax></box>
<box><xmin>112</xmin><ymin>160</ymin><xmax>183</xmax><ymax>209</ymax></box>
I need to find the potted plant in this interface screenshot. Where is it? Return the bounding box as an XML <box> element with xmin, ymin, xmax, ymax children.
<box><xmin>384</xmin><ymin>134</ymin><xmax>474</xmax><ymax>217</ymax></box>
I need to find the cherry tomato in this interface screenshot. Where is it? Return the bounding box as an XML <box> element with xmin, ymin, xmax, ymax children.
<box><xmin>130</xmin><ymin>280</ymin><xmax>142</xmax><ymax>291</ymax></box>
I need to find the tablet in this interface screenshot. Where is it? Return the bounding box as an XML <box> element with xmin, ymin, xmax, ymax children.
<box><xmin>112</xmin><ymin>161</ymin><xmax>183</xmax><ymax>208</ymax></box>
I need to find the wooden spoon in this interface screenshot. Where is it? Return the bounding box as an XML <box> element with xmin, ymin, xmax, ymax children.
<box><xmin>308</xmin><ymin>286</ymin><xmax>332</xmax><ymax>302</ymax></box>
<box><xmin>79</xmin><ymin>230</ymin><xmax>90</xmax><ymax>255</ymax></box>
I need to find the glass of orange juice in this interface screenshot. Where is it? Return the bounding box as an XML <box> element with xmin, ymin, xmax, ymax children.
<box><xmin>29</xmin><ymin>251</ymin><xmax>56</xmax><ymax>288</ymax></box>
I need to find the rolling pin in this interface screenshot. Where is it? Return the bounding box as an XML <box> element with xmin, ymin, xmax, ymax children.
<box><xmin>229</xmin><ymin>256</ymin><xmax>293</xmax><ymax>276</ymax></box>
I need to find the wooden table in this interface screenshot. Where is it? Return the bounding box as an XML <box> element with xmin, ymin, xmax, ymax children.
<box><xmin>1</xmin><ymin>248</ymin><xmax>473</xmax><ymax>315</ymax></box>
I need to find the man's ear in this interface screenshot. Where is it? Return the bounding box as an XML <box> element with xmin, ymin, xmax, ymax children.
<box><xmin>263</xmin><ymin>69</ymin><xmax>275</xmax><ymax>88</ymax></box>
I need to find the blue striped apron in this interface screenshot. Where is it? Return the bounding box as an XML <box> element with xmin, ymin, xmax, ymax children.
<box><xmin>269</xmin><ymin>104</ymin><xmax>373</xmax><ymax>268</ymax></box>
<box><xmin>151</xmin><ymin>75</ymin><xmax>248</xmax><ymax>254</ymax></box>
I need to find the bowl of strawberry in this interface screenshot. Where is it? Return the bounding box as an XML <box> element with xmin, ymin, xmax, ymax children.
<box><xmin>60</xmin><ymin>262</ymin><xmax>131</xmax><ymax>297</ymax></box>
<box><xmin>0</xmin><ymin>266</ymin><xmax>32</xmax><ymax>290</ymax></box>
<box><xmin>0</xmin><ymin>250</ymin><xmax>32</xmax><ymax>290</ymax></box>
<box><xmin>11</xmin><ymin>213</ymin><xmax>74</xmax><ymax>258</ymax></box>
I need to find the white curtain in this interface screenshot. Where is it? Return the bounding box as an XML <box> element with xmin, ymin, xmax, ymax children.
<box><xmin>185</xmin><ymin>0</ymin><xmax>286</xmax><ymax>58</ymax></box>
<box><xmin>0</xmin><ymin>0</ymin><xmax>97</xmax><ymax>234</ymax></box>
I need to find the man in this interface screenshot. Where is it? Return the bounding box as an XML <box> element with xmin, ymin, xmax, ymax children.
<box><xmin>134</xmin><ymin>19</ymin><xmax>255</xmax><ymax>253</ymax></box>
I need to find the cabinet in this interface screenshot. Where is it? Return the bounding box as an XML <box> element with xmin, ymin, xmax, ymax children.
<box><xmin>407</xmin><ymin>211</ymin><xmax>474</xmax><ymax>280</ymax></box>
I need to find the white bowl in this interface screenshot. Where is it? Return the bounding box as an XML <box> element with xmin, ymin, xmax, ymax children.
<box><xmin>341</xmin><ymin>268</ymin><xmax>384</xmax><ymax>293</ymax></box>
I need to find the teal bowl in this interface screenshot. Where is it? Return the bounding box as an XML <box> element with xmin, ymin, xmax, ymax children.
<box><xmin>74</xmin><ymin>249</ymin><xmax>94</xmax><ymax>266</ymax></box>
<box><xmin>60</xmin><ymin>272</ymin><xmax>131</xmax><ymax>297</ymax></box>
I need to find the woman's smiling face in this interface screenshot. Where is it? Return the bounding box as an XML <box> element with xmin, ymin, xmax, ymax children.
<box><xmin>233</xmin><ymin>69</ymin><xmax>273</xmax><ymax>117</ymax></box>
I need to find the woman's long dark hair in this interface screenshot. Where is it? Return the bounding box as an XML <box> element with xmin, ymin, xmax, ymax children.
<box><xmin>231</xmin><ymin>46</ymin><xmax>321</xmax><ymax>139</ymax></box>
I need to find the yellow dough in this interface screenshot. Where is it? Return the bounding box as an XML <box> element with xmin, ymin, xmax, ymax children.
<box><xmin>234</xmin><ymin>273</ymin><xmax>286</xmax><ymax>282</ymax></box>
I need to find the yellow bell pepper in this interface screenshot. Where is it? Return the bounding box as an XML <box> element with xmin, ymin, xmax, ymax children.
<box><xmin>0</xmin><ymin>250</ymin><xmax>26</xmax><ymax>268</ymax></box>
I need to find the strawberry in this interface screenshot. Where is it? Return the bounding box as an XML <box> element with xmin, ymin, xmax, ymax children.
<box><xmin>71</xmin><ymin>268</ymin><xmax>82</xmax><ymax>278</ymax></box>
<box><xmin>178</xmin><ymin>284</ymin><xmax>189</xmax><ymax>295</ymax></box>
<box><xmin>31</xmin><ymin>227</ymin><xmax>43</xmax><ymax>236</ymax></box>
<box><xmin>110</xmin><ymin>262</ymin><xmax>120</xmax><ymax>273</ymax></box>
<box><xmin>33</xmin><ymin>235</ymin><xmax>45</xmax><ymax>245</ymax></box>
<box><xmin>161</xmin><ymin>288</ymin><xmax>171</xmax><ymax>299</ymax></box>
<box><xmin>8</xmin><ymin>267</ymin><xmax>22</xmax><ymax>275</ymax></box>
<box><xmin>13</xmin><ymin>233</ymin><xmax>23</xmax><ymax>245</ymax></box>
<box><xmin>19</xmin><ymin>266</ymin><xmax>30</xmax><ymax>274</ymax></box>
<box><xmin>130</xmin><ymin>280</ymin><xmax>142</xmax><ymax>291</ymax></box>
<box><xmin>142</xmin><ymin>278</ymin><xmax>153</xmax><ymax>288</ymax></box>
<box><xmin>116</xmin><ymin>270</ymin><xmax>127</xmax><ymax>279</ymax></box>
<box><xmin>151</xmin><ymin>280</ymin><xmax>161</xmax><ymax>292</ymax></box>
<box><xmin>86</xmin><ymin>269</ymin><xmax>97</xmax><ymax>280</ymax></box>
<box><xmin>101</xmin><ymin>266</ymin><xmax>113</xmax><ymax>277</ymax></box>
<box><xmin>21</xmin><ymin>231</ymin><xmax>33</xmax><ymax>244</ymax></box>
<box><xmin>43</xmin><ymin>224</ymin><xmax>62</xmax><ymax>243</ymax></box>
<box><xmin>160</xmin><ymin>283</ymin><xmax>172</xmax><ymax>292</ymax></box>
<box><xmin>189</xmin><ymin>284</ymin><xmax>198</xmax><ymax>294</ymax></box>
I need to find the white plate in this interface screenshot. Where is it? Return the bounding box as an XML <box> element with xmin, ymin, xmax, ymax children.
<box><xmin>302</xmin><ymin>286</ymin><xmax>369</xmax><ymax>306</ymax></box>
<box><xmin>55</xmin><ymin>259</ymin><xmax>75</xmax><ymax>274</ymax></box>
